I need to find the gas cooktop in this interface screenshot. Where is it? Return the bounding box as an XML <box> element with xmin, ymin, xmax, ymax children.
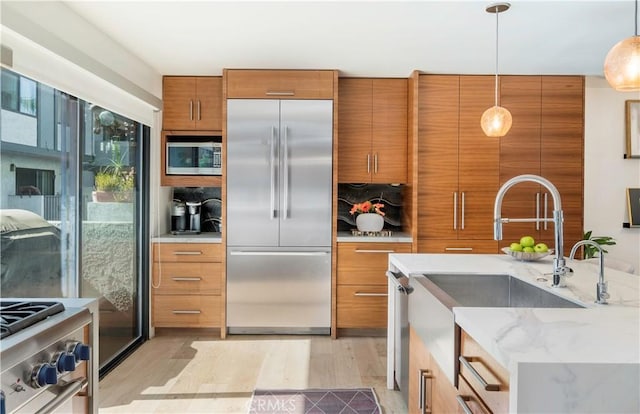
<box><xmin>0</xmin><ymin>301</ymin><xmax>65</xmax><ymax>339</ymax></box>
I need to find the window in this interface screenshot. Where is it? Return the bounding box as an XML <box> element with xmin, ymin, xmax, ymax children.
<box><xmin>15</xmin><ymin>167</ymin><xmax>55</xmax><ymax>196</ymax></box>
<box><xmin>1</xmin><ymin>69</ymin><xmax>37</xmax><ymax>116</ymax></box>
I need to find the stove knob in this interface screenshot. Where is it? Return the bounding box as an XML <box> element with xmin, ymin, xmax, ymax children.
<box><xmin>55</xmin><ymin>352</ymin><xmax>77</xmax><ymax>373</ymax></box>
<box><xmin>32</xmin><ymin>364</ymin><xmax>57</xmax><ymax>388</ymax></box>
<box><xmin>72</xmin><ymin>343</ymin><xmax>90</xmax><ymax>361</ymax></box>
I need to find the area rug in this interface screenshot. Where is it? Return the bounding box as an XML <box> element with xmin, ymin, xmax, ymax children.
<box><xmin>248</xmin><ymin>388</ymin><xmax>382</xmax><ymax>414</ymax></box>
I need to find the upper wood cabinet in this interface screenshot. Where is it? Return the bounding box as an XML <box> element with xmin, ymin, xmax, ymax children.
<box><xmin>225</xmin><ymin>69</ymin><xmax>335</xmax><ymax>99</ymax></box>
<box><xmin>498</xmin><ymin>76</ymin><xmax>584</xmax><ymax>255</ymax></box>
<box><xmin>338</xmin><ymin>78</ymin><xmax>408</xmax><ymax>183</ymax></box>
<box><xmin>417</xmin><ymin>75</ymin><xmax>499</xmax><ymax>253</ymax></box>
<box><xmin>163</xmin><ymin>76</ymin><xmax>223</xmax><ymax>131</ymax></box>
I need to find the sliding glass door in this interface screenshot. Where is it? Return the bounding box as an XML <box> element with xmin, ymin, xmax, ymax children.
<box><xmin>0</xmin><ymin>68</ymin><xmax>148</xmax><ymax>370</ymax></box>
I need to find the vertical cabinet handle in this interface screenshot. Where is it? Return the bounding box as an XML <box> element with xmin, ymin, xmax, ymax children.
<box><xmin>453</xmin><ymin>192</ymin><xmax>458</xmax><ymax>230</ymax></box>
<box><xmin>536</xmin><ymin>192</ymin><xmax>541</xmax><ymax>231</ymax></box>
<box><xmin>374</xmin><ymin>153</ymin><xmax>378</xmax><ymax>174</ymax></box>
<box><xmin>544</xmin><ymin>192</ymin><xmax>549</xmax><ymax>230</ymax></box>
<box><xmin>189</xmin><ymin>100</ymin><xmax>193</xmax><ymax>121</ymax></box>
<box><xmin>418</xmin><ymin>369</ymin><xmax>433</xmax><ymax>413</ymax></box>
<box><xmin>197</xmin><ymin>100</ymin><xmax>201</xmax><ymax>120</ymax></box>
<box><xmin>367</xmin><ymin>154</ymin><xmax>371</xmax><ymax>174</ymax></box>
<box><xmin>461</xmin><ymin>191</ymin><xmax>466</xmax><ymax>230</ymax></box>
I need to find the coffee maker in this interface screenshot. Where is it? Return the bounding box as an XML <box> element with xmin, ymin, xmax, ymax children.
<box><xmin>171</xmin><ymin>200</ymin><xmax>201</xmax><ymax>234</ymax></box>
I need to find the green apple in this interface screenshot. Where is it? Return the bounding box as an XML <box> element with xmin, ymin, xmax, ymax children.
<box><xmin>520</xmin><ymin>235</ymin><xmax>535</xmax><ymax>248</ymax></box>
<box><xmin>510</xmin><ymin>242</ymin><xmax>524</xmax><ymax>252</ymax></box>
<box><xmin>523</xmin><ymin>246</ymin><xmax>535</xmax><ymax>253</ymax></box>
<box><xmin>534</xmin><ymin>243</ymin><xmax>549</xmax><ymax>253</ymax></box>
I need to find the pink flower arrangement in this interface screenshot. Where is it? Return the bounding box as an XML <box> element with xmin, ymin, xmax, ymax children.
<box><xmin>349</xmin><ymin>201</ymin><xmax>385</xmax><ymax>216</ymax></box>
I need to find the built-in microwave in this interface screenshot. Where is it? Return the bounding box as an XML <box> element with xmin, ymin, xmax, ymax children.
<box><xmin>166</xmin><ymin>141</ymin><xmax>222</xmax><ymax>175</ymax></box>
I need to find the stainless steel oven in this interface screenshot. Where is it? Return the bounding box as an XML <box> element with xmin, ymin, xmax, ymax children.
<box><xmin>0</xmin><ymin>299</ymin><xmax>99</xmax><ymax>414</ymax></box>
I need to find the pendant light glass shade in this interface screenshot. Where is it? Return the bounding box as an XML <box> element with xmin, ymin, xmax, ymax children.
<box><xmin>604</xmin><ymin>0</ymin><xmax>640</xmax><ymax>91</ymax></box>
<box><xmin>482</xmin><ymin>3</ymin><xmax>512</xmax><ymax>138</ymax></box>
<box><xmin>481</xmin><ymin>105</ymin><xmax>513</xmax><ymax>137</ymax></box>
<box><xmin>604</xmin><ymin>35</ymin><xmax>640</xmax><ymax>91</ymax></box>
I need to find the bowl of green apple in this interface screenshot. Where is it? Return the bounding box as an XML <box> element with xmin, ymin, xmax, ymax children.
<box><xmin>502</xmin><ymin>236</ymin><xmax>553</xmax><ymax>261</ymax></box>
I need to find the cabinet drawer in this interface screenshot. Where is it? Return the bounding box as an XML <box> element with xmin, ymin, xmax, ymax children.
<box><xmin>459</xmin><ymin>330</ymin><xmax>509</xmax><ymax>414</ymax></box>
<box><xmin>153</xmin><ymin>295</ymin><xmax>221</xmax><ymax>328</ymax></box>
<box><xmin>336</xmin><ymin>285</ymin><xmax>387</xmax><ymax>328</ymax></box>
<box><xmin>337</xmin><ymin>242</ymin><xmax>412</xmax><ymax>285</ymax></box>
<box><xmin>152</xmin><ymin>243</ymin><xmax>222</xmax><ymax>262</ymax></box>
<box><xmin>418</xmin><ymin>239</ymin><xmax>498</xmax><ymax>254</ymax></box>
<box><xmin>152</xmin><ymin>262</ymin><xmax>222</xmax><ymax>295</ymax></box>
<box><xmin>226</xmin><ymin>70</ymin><xmax>335</xmax><ymax>99</ymax></box>
<box><xmin>457</xmin><ymin>375</ymin><xmax>493</xmax><ymax>414</ymax></box>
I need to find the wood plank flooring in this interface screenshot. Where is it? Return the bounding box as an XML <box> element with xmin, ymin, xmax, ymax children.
<box><xmin>99</xmin><ymin>332</ymin><xmax>407</xmax><ymax>413</ymax></box>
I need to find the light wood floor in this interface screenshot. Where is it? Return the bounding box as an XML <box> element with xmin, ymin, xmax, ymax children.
<box><xmin>99</xmin><ymin>332</ymin><xmax>407</xmax><ymax>413</ymax></box>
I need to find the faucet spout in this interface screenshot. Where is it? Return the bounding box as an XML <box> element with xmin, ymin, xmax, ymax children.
<box><xmin>494</xmin><ymin>174</ymin><xmax>567</xmax><ymax>286</ymax></box>
<box><xmin>569</xmin><ymin>240</ymin><xmax>609</xmax><ymax>304</ymax></box>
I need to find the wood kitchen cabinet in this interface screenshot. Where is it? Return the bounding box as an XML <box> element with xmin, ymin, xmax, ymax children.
<box><xmin>417</xmin><ymin>75</ymin><xmax>499</xmax><ymax>253</ymax></box>
<box><xmin>338</xmin><ymin>78</ymin><xmax>408</xmax><ymax>184</ymax></box>
<box><xmin>151</xmin><ymin>242</ymin><xmax>223</xmax><ymax>332</ymax></box>
<box><xmin>408</xmin><ymin>326</ymin><xmax>458</xmax><ymax>414</ymax></box>
<box><xmin>336</xmin><ymin>241</ymin><xmax>411</xmax><ymax>329</ymax></box>
<box><xmin>225</xmin><ymin>69</ymin><xmax>335</xmax><ymax>99</ymax></box>
<box><xmin>163</xmin><ymin>76</ymin><xmax>222</xmax><ymax>131</ymax></box>
<box><xmin>499</xmin><ymin>76</ymin><xmax>584</xmax><ymax>255</ymax></box>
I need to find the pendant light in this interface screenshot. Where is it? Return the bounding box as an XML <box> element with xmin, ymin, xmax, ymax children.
<box><xmin>604</xmin><ymin>0</ymin><xmax>640</xmax><ymax>91</ymax></box>
<box><xmin>481</xmin><ymin>3</ymin><xmax>512</xmax><ymax>137</ymax></box>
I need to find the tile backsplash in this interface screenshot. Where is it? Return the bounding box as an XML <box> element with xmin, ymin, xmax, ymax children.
<box><xmin>173</xmin><ymin>187</ymin><xmax>221</xmax><ymax>232</ymax></box>
<box><xmin>337</xmin><ymin>184</ymin><xmax>404</xmax><ymax>232</ymax></box>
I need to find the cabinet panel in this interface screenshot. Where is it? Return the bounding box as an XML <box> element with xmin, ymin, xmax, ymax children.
<box><xmin>457</xmin><ymin>190</ymin><xmax>499</xmax><ymax>240</ymax></box>
<box><xmin>152</xmin><ymin>243</ymin><xmax>222</xmax><ymax>263</ymax></box>
<box><xmin>152</xmin><ymin>262</ymin><xmax>222</xmax><ymax>295</ymax></box>
<box><xmin>372</xmin><ymin>78</ymin><xmax>408</xmax><ymax>183</ymax></box>
<box><xmin>226</xmin><ymin>70</ymin><xmax>334</xmax><ymax>99</ymax></box>
<box><xmin>153</xmin><ymin>295</ymin><xmax>221</xmax><ymax>328</ymax></box>
<box><xmin>163</xmin><ymin>77</ymin><xmax>196</xmax><ymax>130</ymax></box>
<box><xmin>417</xmin><ymin>75</ymin><xmax>459</xmax><ymax>240</ymax></box>
<box><xmin>336</xmin><ymin>285</ymin><xmax>387</xmax><ymax>328</ymax></box>
<box><xmin>337</xmin><ymin>242</ymin><xmax>412</xmax><ymax>285</ymax></box>
<box><xmin>195</xmin><ymin>77</ymin><xmax>223</xmax><ymax>131</ymax></box>
<box><xmin>338</xmin><ymin>78</ymin><xmax>373</xmax><ymax>183</ymax></box>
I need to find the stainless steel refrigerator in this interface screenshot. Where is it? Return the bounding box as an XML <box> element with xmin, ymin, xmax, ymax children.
<box><xmin>226</xmin><ymin>99</ymin><xmax>333</xmax><ymax>334</ymax></box>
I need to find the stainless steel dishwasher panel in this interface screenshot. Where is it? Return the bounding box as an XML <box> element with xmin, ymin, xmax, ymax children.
<box><xmin>227</xmin><ymin>248</ymin><xmax>331</xmax><ymax>334</ymax></box>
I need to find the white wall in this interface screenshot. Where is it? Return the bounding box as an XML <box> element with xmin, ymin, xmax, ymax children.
<box><xmin>584</xmin><ymin>77</ymin><xmax>640</xmax><ymax>274</ymax></box>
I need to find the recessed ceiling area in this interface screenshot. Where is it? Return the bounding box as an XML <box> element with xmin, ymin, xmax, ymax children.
<box><xmin>63</xmin><ymin>1</ymin><xmax>634</xmax><ymax>78</ymax></box>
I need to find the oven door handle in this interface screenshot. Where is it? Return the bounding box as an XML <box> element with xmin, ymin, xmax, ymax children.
<box><xmin>35</xmin><ymin>378</ymin><xmax>87</xmax><ymax>414</ymax></box>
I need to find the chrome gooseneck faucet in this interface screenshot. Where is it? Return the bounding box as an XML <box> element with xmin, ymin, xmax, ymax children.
<box><xmin>569</xmin><ymin>240</ymin><xmax>609</xmax><ymax>305</ymax></box>
<box><xmin>494</xmin><ymin>174</ymin><xmax>568</xmax><ymax>287</ymax></box>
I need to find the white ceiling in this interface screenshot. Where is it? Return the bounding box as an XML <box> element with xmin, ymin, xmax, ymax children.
<box><xmin>64</xmin><ymin>0</ymin><xmax>636</xmax><ymax>78</ymax></box>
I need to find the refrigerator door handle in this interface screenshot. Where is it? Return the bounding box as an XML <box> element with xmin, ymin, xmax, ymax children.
<box><xmin>270</xmin><ymin>125</ymin><xmax>277</xmax><ymax>219</ymax></box>
<box><xmin>229</xmin><ymin>250</ymin><xmax>330</xmax><ymax>256</ymax></box>
<box><xmin>283</xmin><ymin>125</ymin><xmax>289</xmax><ymax>220</ymax></box>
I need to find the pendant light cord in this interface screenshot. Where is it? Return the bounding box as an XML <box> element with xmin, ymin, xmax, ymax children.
<box><xmin>494</xmin><ymin>5</ymin><xmax>499</xmax><ymax>107</ymax></box>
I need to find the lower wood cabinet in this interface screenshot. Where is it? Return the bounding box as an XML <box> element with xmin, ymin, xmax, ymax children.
<box><xmin>336</xmin><ymin>242</ymin><xmax>412</xmax><ymax>329</ymax></box>
<box><xmin>151</xmin><ymin>242</ymin><xmax>223</xmax><ymax>330</ymax></box>
<box><xmin>417</xmin><ymin>239</ymin><xmax>498</xmax><ymax>254</ymax></box>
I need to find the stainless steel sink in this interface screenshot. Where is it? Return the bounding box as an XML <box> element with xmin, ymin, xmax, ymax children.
<box><xmin>421</xmin><ymin>273</ymin><xmax>584</xmax><ymax>309</ymax></box>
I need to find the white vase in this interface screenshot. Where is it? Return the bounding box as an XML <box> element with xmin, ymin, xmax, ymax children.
<box><xmin>356</xmin><ymin>213</ymin><xmax>384</xmax><ymax>232</ymax></box>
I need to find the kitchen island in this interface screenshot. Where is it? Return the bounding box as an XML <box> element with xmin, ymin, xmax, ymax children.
<box><xmin>388</xmin><ymin>253</ymin><xmax>640</xmax><ymax>413</ymax></box>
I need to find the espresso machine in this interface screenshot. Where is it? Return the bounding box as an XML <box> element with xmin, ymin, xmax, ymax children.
<box><xmin>171</xmin><ymin>200</ymin><xmax>201</xmax><ymax>234</ymax></box>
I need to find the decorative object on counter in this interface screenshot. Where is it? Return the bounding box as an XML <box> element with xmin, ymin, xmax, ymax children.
<box><xmin>627</xmin><ymin>188</ymin><xmax>640</xmax><ymax>226</ymax></box>
<box><xmin>351</xmin><ymin>201</ymin><xmax>385</xmax><ymax>232</ymax></box>
<box><xmin>626</xmin><ymin>100</ymin><xmax>640</xmax><ymax>158</ymax></box>
<box><xmin>501</xmin><ymin>246</ymin><xmax>553</xmax><ymax>261</ymax></box>
<box><xmin>604</xmin><ymin>0</ymin><xmax>640</xmax><ymax>91</ymax></box>
<box><xmin>172</xmin><ymin>187</ymin><xmax>221</xmax><ymax>232</ymax></box>
<box><xmin>248</xmin><ymin>388</ymin><xmax>381</xmax><ymax>414</ymax></box>
<box><xmin>580</xmin><ymin>230</ymin><xmax>616</xmax><ymax>259</ymax></box>
<box><xmin>338</xmin><ymin>184</ymin><xmax>403</xmax><ymax>232</ymax></box>
<box><xmin>480</xmin><ymin>2</ymin><xmax>512</xmax><ymax>137</ymax></box>
<box><xmin>350</xmin><ymin>229</ymin><xmax>394</xmax><ymax>237</ymax></box>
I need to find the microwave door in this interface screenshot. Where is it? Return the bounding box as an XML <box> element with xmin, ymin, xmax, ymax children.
<box><xmin>167</xmin><ymin>145</ymin><xmax>198</xmax><ymax>175</ymax></box>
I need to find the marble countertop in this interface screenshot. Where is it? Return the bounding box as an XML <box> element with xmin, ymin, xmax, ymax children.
<box><xmin>152</xmin><ymin>232</ymin><xmax>222</xmax><ymax>243</ymax></box>
<box><xmin>336</xmin><ymin>231</ymin><xmax>412</xmax><ymax>243</ymax></box>
<box><xmin>389</xmin><ymin>253</ymin><xmax>640</xmax><ymax>413</ymax></box>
